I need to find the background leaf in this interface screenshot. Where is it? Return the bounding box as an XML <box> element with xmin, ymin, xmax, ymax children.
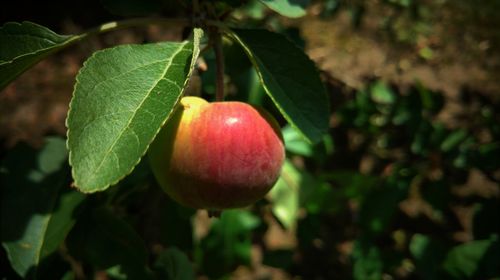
<box><xmin>0</xmin><ymin>22</ymin><xmax>77</xmax><ymax>91</ymax></box>
<box><xmin>282</xmin><ymin>125</ymin><xmax>314</xmax><ymax>156</ymax></box>
<box><xmin>67</xmin><ymin>28</ymin><xmax>203</xmax><ymax>193</ymax></box>
<box><xmin>67</xmin><ymin>207</ymin><xmax>153</xmax><ymax>279</ymax></box>
<box><xmin>229</xmin><ymin>28</ymin><xmax>329</xmax><ymax>143</ymax></box>
<box><xmin>259</xmin><ymin>0</ymin><xmax>309</xmax><ymax>18</ymax></box>
<box><xmin>409</xmin><ymin>234</ymin><xmax>447</xmax><ymax>280</ymax></box>
<box><xmin>352</xmin><ymin>239</ymin><xmax>383</xmax><ymax>280</ymax></box>
<box><xmin>154</xmin><ymin>247</ymin><xmax>195</xmax><ymax>280</ymax></box>
<box><xmin>268</xmin><ymin>160</ymin><xmax>300</xmax><ymax>230</ymax></box>
<box><xmin>1</xmin><ymin>137</ymin><xmax>85</xmax><ymax>278</ymax></box>
<box><xmin>442</xmin><ymin>237</ymin><xmax>500</xmax><ymax>279</ymax></box>
<box><xmin>196</xmin><ymin>210</ymin><xmax>260</xmax><ymax>278</ymax></box>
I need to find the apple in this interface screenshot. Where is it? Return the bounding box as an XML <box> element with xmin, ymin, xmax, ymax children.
<box><xmin>149</xmin><ymin>96</ymin><xmax>285</xmax><ymax>210</ymax></box>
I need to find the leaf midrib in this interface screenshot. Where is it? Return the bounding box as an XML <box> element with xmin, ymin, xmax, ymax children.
<box><xmin>81</xmin><ymin>42</ymin><xmax>188</xmax><ymax>189</ymax></box>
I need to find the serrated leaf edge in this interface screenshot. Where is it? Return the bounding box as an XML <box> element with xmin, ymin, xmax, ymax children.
<box><xmin>66</xmin><ymin>28</ymin><xmax>203</xmax><ymax>193</ymax></box>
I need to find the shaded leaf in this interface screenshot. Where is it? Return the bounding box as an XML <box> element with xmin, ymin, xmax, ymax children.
<box><xmin>196</xmin><ymin>210</ymin><xmax>259</xmax><ymax>278</ymax></box>
<box><xmin>67</xmin><ymin>207</ymin><xmax>153</xmax><ymax>279</ymax></box>
<box><xmin>473</xmin><ymin>200</ymin><xmax>500</xmax><ymax>240</ymax></box>
<box><xmin>440</xmin><ymin>129</ymin><xmax>467</xmax><ymax>152</ymax></box>
<box><xmin>154</xmin><ymin>247</ymin><xmax>195</xmax><ymax>280</ymax></box>
<box><xmin>352</xmin><ymin>239</ymin><xmax>383</xmax><ymax>280</ymax></box>
<box><xmin>67</xmin><ymin>28</ymin><xmax>203</xmax><ymax>193</ymax></box>
<box><xmin>229</xmin><ymin>28</ymin><xmax>329</xmax><ymax>143</ymax></box>
<box><xmin>324</xmin><ymin>170</ymin><xmax>379</xmax><ymax>202</ymax></box>
<box><xmin>259</xmin><ymin>0</ymin><xmax>309</xmax><ymax>18</ymax></box>
<box><xmin>442</xmin><ymin>237</ymin><xmax>500</xmax><ymax>279</ymax></box>
<box><xmin>358</xmin><ymin>172</ymin><xmax>410</xmax><ymax>236</ymax></box>
<box><xmin>410</xmin><ymin>234</ymin><xmax>447</xmax><ymax>280</ymax></box>
<box><xmin>0</xmin><ymin>21</ymin><xmax>77</xmax><ymax>91</ymax></box>
<box><xmin>1</xmin><ymin>137</ymin><xmax>85</xmax><ymax>278</ymax></box>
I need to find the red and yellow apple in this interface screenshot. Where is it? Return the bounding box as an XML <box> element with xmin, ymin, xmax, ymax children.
<box><xmin>149</xmin><ymin>96</ymin><xmax>285</xmax><ymax>209</ymax></box>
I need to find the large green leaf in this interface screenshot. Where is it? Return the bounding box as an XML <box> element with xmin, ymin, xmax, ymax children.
<box><xmin>259</xmin><ymin>0</ymin><xmax>309</xmax><ymax>18</ymax></box>
<box><xmin>1</xmin><ymin>137</ymin><xmax>85</xmax><ymax>278</ymax></box>
<box><xmin>0</xmin><ymin>21</ymin><xmax>78</xmax><ymax>91</ymax></box>
<box><xmin>229</xmin><ymin>28</ymin><xmax>329</xmax><ymax>143</ymax></box>
<box><xmin>67</xmin><ymin>28</ymin><xmax>203</xmax><ymax>193</ymax></box>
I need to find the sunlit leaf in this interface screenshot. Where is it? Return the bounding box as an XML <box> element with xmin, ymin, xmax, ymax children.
<box><xmin>282</xmin><ymin>125</ymin><xmax>314</xmax><ymax>156</ymax></box>
<box><xmin>67</xmin><ymin>28</ymin><xmax>203</xmax><ymax>193</ymax></box>
<box><xmin>370</xmin><ymin>80</ymin><xmax>395</xmax><ymax>105</ymax></box>
<box><xmin>259</xmin><ymin>0</ymin><xmax>309</xmax><ymax>18</ymax></box>
<box><xmin>268</xmin><ymin>160</ymin><xmax>300</xmax><ymax>230</ymax></box>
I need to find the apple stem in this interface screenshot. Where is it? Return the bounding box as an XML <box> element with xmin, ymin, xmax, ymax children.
<box><xmin>213</xmin><ymin>30</ymin><xmax>225</xmax><ymax>102</ymax></box>
<box><xmin>208</xmin><ymin>209</ymin><xmax>222</xmax><ymax>218</ymax></box>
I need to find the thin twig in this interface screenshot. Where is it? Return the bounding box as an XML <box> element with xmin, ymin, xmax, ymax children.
<box><xmin>77</xmin><ymin>17</ymin><xmax>191</xmax><ymax>40</ymax></box>
<box><xmin>213</xmin><ymin>29</ymin><xmax>225</xmax><ymax>102</ymax></box>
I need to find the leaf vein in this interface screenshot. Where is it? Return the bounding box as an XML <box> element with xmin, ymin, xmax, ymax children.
<box><xmin>85</xmin><ymin>42</ymin><xmax>188</xmax><ymax>187</ymax></box>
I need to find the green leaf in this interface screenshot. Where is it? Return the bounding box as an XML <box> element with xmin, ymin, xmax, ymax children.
<box><xmin>259</xmin><ymin>0</ymin><xmax>309</xmax><ymax>18</ymax></box>
<box><xmin>324</xmin><ymin>170</ymin><xmax>379</xmax><ymax>202</ymax></box>
<box><xmin>229</xmin><ymin>28</ymin><xmax>329</xmax><ymax>143</ymax></box>
<box><xmin>268</xmin><ymin>160</ymin><xmax>300</xmax><ymax>230</ymax></box>
<box><xmin>1</xmin><ymin>137</ymin><xmax>85</xmax><ymax>278</ymax></box>
<box><xmin>370</xmin><ymin>80</ymin><xmax>395</xmax><ymax>105</ymax></box>
<box><xmin>442</xmin><ymin>237</ymin><xmax>500</xmax><ymax>279</ymax></box>
<box><xmin>409</xmin><ymin>234</ymin><xmax>447</xmax><ymax>280</ymax></box>
<box><xmin>196</xmin><ymin>210</ymin><xmax>260</xmax><ymax>278</ymax></box>
<box><xmin>154</xmin><ymin>247</ymin><xmax>195</xmax><ymax>280</ymax></box>
<box><xmin>67</xmin><ymin>207</ymin><xmax>153</xmax><ymax>279</ymax></box>
<box><xmin>352</xmin><ymin>239</ymin><xmax>383</xmax><ymax>280</ymax></box>
<box><xmin>440</xmin><ymin>129</ymin><xmax>467</xmax><ymax>152</ymax></box>
<box><xmin>67</xmin><ymin>28</ymin><xmax>203</xmax><ymax>193</ymax></box>
<box><xmin>0</xmin><ymin>22</ymin><xmax>77</xmax><ymax>91</ymax></box>
<box><xmin>359</xmin><ymin>181</ymin><xmax>408</xmax><ymax>236</ymax></box>
<box><xmin>282</xmin><ymin>125</ymin><xmax>313</xmax><ymax>156</ymax></box>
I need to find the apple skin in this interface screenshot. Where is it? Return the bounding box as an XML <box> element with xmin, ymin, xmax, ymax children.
<box><xmin>149</xmin><ymin>96</ymin><xmax>285</xmax><ymax>209</ymax></box>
